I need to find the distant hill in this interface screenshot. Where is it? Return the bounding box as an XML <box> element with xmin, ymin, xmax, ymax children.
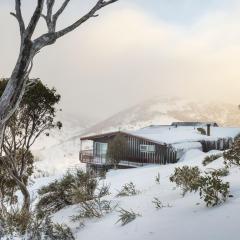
<box><xmin>82</xmin><ymin>97</ymin><xmax>240</xmax><ymax>136</ymax></box>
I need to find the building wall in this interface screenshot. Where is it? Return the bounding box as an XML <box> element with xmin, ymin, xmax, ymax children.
<box><xmin>93</xmin><ymin>135</ymin><xmax>177</xmax><ymax>165</ymax></box>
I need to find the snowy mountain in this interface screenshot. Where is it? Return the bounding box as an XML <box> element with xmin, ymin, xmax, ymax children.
<box><xmin>82</xmin><ymin>97</ymin><xmax>240</xmax><ymax>135</ymax></box>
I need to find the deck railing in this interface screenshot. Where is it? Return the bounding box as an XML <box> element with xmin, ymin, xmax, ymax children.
<box><xmin>80</xmin><ymin>150</ymin><xmax>148</xmax><ymax>167</ymax></box>
<box><xmin>79</xmin><ymin>150</ymin><xmax>107</xmax><ymax>165</ymax></box>
<box><xmin>79</xmin><ymin>149</ymin><xmax>94</xmax><ymax>163</ymax></box>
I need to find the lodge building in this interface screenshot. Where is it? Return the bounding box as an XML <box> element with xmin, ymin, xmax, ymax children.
<box><xmin>79</xmin><ymin>122</ymin><xmax>239</xmax><ymax>169</ymax></box>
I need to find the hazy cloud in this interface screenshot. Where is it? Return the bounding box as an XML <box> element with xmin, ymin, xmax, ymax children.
<box><xmin>0</xmin><ymin>1</ymin><xmax>240</xmax><ymax>121</ymax></box>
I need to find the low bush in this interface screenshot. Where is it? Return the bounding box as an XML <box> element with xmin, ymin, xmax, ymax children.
<box><xmin>169</xmin><ymin>166</ymin><xmax>202</xmax><ymax>196</ymax></box>
<box><xmin>202</xmin><ymin>153</ymin><xmax>222</xmax><ymax>166</ymax></box>
<box><xmin>197</xmin><ymin>127</ymin><xmax>206</xmax><ymax>135</ymax></box>
<box><xmin>211</xmin><ymin>167</ymin><xmax>229</xmax><ymax>177</ymax></box>
<box><xmin>155</xmin><ymin>173</ymin><xmax>160</xmax><ymax>184</ymax></box>
<box><xmin>199</xmin><ymin>171</ymin><xmax>230</xmax><ymax>207</ymax></box>
<box><xmin>26</xmin><ymin>215</ymin><xmax>75</xmax><ymax>240</ymax></box>
<box><xmin>0</xmin><ymin>207</ymin><xmax>30</xmax><ymax>236</ymax></box>
<box><xmin>72</xmin><ymin>198</ymin><xmax>114</xmax><ymax>221</ymax></box>
<box><xmin>72</xmin><ymin>184</ymin><xmax>115</xmax><ymax>221</ymax></box>
<box><xmin>116</xmin><ymin>208</ymin><xmax>141</xmax><ymax>226</ymax></box>
<box><xmin>223</xmin><ymin>139</ymin><xmax>240</xmax><ymax>167</ymax></box>
<box><xmin>116</xmin><ymin>182</ymin><xmax>140</xmax><ymax>197</ymax></box>
<box><xmin>152</xmin><ymin>197</ymin><xmax>172</xmax><ymax>209</ymax></box>
<box><xmin>0</xmin><ymin>209</ymin><xmax>75</xmax><ymax>240</ymax></box>
<box><xmin>170</xmin><ymin>166</ymin><xmax>230</xmax><ymax>207</ymax></box>
<box><xmin>36</xmin><ymin>170</ymin><xmax>97</xmax><ymax>216</ymax></box>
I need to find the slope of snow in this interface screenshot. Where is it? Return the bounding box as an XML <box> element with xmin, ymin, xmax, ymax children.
<box><xmin>31</xmin><ymin>112</ymin><xmax>91</xmax><ymax>175</ymax></box>
<box><xmin>26</xmin><ymin>149</ymin><xmax>240</xmax><ymax>240</ymax></box>
<box><xmin>33</xmin><ymin>136</ymin><xmax>84</xmax><ymax>175</ymax></box>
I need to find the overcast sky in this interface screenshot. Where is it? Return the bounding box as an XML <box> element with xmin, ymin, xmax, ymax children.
<box><xmin>0</xmin><ymin>0</ymin><xmax>240</xmax><ymax>121</ymax></box>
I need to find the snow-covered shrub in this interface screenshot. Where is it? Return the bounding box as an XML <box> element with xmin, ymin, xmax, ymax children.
<box><xmin>116</xmin><ymin>182</ymin><xmax>140</xmax><ymax>197</ymax></box>
<box><xmin>202</xmin><ymin>153</ymin><xmax>222</xmax><ymax>166</ymax></box>
<box><xmin>169</xmin><ymin>166</ymin><xmax>202</xmax><ymax>196</ymax></box>
<box><xmin>116</xmin><ymin>208</ymin><xmax>141</xmax><ymax>226</ymax></box>
<box><xmin>197</xmin><ymin>127</ymin><xmax>206</xmax><ymax>135</ymax></box>
<box><xmin>212</xmin><ymin>167</ymin><xmax>229</xmax><ymax>177</ymax></box>
<box><xmin>26</xmin><ymin>215</ymin><xmax>75</xmax><ymax>240</ymax></box>
<box><xmin>234</xmin><ymin>133</ymin><xmax>240</xmax><ymax>140</ymax></box>
<box><xmin>199</xmin><ymin>171</ymin><xmax>230</xmax><ymax>207</ymax></box>
<box><xmin>170</xmin><ymin>166</ymin><xmax>230</xmax><ymax>207</ymax></box>
<box><xmin>72</xmin><ymin>183</ymin><xmax>115</xmax><ymax>224</ymax></box>
<box><xmin>0</xmin><ymin>209</ymin><xmax>75</xmax><ymax>240</ymax></box>
<box><xmin>72</xmin><ymin>198</ymin><xmax>114</xmax><ymax>221</ymax></box>
<box><xmin>155</xmin><ymin>173</ymin><xmax>160</xmax><ymax>184</ymax></box>
<box><xmin>0</xmin><ymin>205</ymin><xmax>35</xmax><ymax>236</ymax></box>
<box><xmin>36</xmin><ymin>170</ymin><xmax>97</xmax><ymax>215</ymax></box>
<box><xmin>223</xmin><ymin>139</ymin><xmax>240</xmax><ymax>167</ymax></box>
<box><xmin>152</xmin><ymin>197</ymin><xmax>171</xmax><ymax>209</ymax></box>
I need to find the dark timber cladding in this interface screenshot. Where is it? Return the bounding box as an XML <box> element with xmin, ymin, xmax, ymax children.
<box><xmin>126</xmin><ymin>135</ymin><xmax>177</xmax><ymax>164</ymax></box>
<box><xmin>80</xmin><ymin>131</ymin><xmax>177</xmax><ymax>164</ymax></box>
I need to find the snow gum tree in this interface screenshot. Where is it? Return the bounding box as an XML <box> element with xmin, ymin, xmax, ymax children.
<box><xmin>0</xmin><ymin>78</ymin><xmax>61</xmax><ymax>217</ymax></box>
<box><xmin>107</xmin><ymin>133</ymin><xmax>128</xmax><ymax>169</ymax></box>
<box><xmin>0</xmin><ymin>0</ymin><xmax>119</xmax><ymax>224</ymax></box>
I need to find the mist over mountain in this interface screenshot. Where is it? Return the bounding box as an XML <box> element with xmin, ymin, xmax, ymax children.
<box><xmin>82</xmin><ymin>97</ymin><xmax>240</xmax><ymax>136</ymax></box>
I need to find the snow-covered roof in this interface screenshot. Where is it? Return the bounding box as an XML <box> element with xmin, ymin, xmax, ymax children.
<box><xmin>126</xmin><ymin>125</ymin><xmax>240</xmax><ymax>145</ymax></box>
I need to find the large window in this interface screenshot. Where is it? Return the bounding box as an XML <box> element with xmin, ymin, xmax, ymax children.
<box><xmin>94</xmin><ymin>142</ymin><xmax>108</xmax><ymax>157</ymax></box>
<box><xmin>140</xmin><ymin>144</ymin><xmax>155</xmax><ymax>153</ymax></box>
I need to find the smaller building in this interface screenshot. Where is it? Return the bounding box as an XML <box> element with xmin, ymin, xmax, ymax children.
<box><xmin>79</xmin><ymin>122</ymin><xmax>240</xmax><ymax>168</ymax></box>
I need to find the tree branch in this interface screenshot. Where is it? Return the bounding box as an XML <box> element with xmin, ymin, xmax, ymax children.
<box><xmin>25</xmin><ymin>0</ymin><xmax>44</xmax><ymax>39</ymax></box>
<box><xmin>52</xmin><ymin>0</ymin><xmax>70</xmax><ymax>28</ymax></box>
<box><xmin>10</xmin><ymin>0</ymin><xmax>25</xmax><ymax>40</ymax></box>
<box><xmin>55</xmin><ymin>0</ymin><xmax>119</xmax><ymax>39</ymax></box>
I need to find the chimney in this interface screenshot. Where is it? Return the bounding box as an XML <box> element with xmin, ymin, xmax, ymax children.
<box><xmin>207</xmin><ymin>124</ymin><xmax>211</xmax><ymax>136</ymax></box>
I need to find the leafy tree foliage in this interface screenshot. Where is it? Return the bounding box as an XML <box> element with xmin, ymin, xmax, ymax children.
<box><xmin>202</xmin><ymin>153</ymin><xmax>222</xmax><ymax>166</ymax></box>
<box><xmin>169</xmin><ymin>166</ymin><xmax>202</xmax><ymax>196</ymax></box>
<box><xmin>199</xmin><ymin>171</ymin><xmax>230</xmax><ymax>207</ymax></box>
<box><xmin>36</xmin><ymin>170</ymin><xmax>97</xmax><ymax>216</ymax></box>
<box><xmin>197</xmin><ymin>127</ymin><xmax>206</xmax><ymax>135</ymax></box>
<box><xmin>0</xmin><ymin>208</ymin><xmax>75</xmax><ymax>240</ymax></box>
<box><xmin>106</xmin><ymin>132</ymin><xmax>128</xmax><ymax>169</ymax></box>
<box><xmin>170</xmin><ymin>166</ymin><xmax>230</xmax><ymax>207</ymax></box>
<box><xmin>0</xmin><ymin>78</ymin><xmax>61</xmax><ymax>217</ymax></box>
<box><xmin>223</xmin><ymin>139</ymin><xmax>240</xmax><ymax>167</ymax></box>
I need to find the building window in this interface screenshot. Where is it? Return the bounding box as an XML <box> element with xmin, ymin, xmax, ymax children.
<box><xmin>140</xmin><ymin>144</ymin><xmax>155</xmax><ymax>153</ymax></box>
<box><xmin>94</xmin><ymin>142</ymin><xmax>108</xmax><ymax>157</ymax></box>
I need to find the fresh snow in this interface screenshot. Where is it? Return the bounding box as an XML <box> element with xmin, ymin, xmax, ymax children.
<box><xmin>127</xmin><ymin>126</ymin><xmax>240</xmax><ymax>145</ymax></box>
<box><xmin>14</xmin><ymin>108</ymin><xmax>240</xmax><ymax>240</ymax></box>
<box><xmin>26</xmin><ymin>148</ymin><xmax>240</xmax><ymax>240</ymax></box>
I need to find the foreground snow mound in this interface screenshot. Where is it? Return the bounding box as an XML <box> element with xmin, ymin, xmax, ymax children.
<box><xmin>29</xmin><ymin>150</ymin><xmax>239</xmax><ymax>240</ymax></box>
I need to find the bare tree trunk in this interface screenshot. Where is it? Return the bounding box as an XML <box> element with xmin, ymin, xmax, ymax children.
<box><xmin>0</xmin><ymin>39</ymin><xmax>33</xmax><ymax>122</ymax></box>
<box><xmin>18</xmin><ymin>180</ymin><xmax>31</xmax><ymax>214</ymax></box>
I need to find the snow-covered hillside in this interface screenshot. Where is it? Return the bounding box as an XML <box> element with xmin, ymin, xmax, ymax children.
<box><xmin>31</xmin><ymin>112</ymin><xmax>91</xmax><ymax>174</ymax></box>
<box><xmin>82</xmin><ymin>97</ymin><xmax>240</xmax><ymax>135</ymax></box>
<box><xmin>29</xmin><ymin>149</ymin><xmax>240</xmax><ymax>240</ymax></box>
<box><xmin>31</xmin><ymin>97</ymin><xmax>240</xmax><ymax>174</ymax></box>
